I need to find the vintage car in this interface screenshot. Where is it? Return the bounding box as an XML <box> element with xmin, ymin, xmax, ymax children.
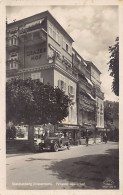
<box><xmin>36</xmin><ymin>133</ymin><xmax>71</xmax><ymax>152</ymax></box>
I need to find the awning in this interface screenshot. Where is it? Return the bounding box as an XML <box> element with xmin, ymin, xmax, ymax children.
<box><xmin>87</xmin><ymin>92</ymin><xmax>95</xmax><ymax>101</ymax></box>
<box><xmin>58</xmin><ymin>123</ymin><xmax>80</xmax><ymax>130</ymax></box>
<box><xmin>83</xmin><ymin>61</ymin><xmax>88</xmax><ymax>66</ymax></box>
<box><xmin>25</xmin><ymin>18</ymin><xmax>45</xmax><ymax>28</ymax></box>
<box><xmin>49</xmin><ymin>44</ymin><xmax>61</xmax><ymax>55</ymax></box>
<box><xmin>85</xmin><ymin>77</ymin><xmax>93</xmax><ymax>86</ymax></box>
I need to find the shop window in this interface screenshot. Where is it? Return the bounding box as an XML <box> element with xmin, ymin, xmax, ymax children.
<box><xmin>15</xmin><ymin>125</ymin><xmax>28</xmax><ymax>140</ymax></box>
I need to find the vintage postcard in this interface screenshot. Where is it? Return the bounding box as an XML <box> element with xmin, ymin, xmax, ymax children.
<box><xmin>0</xmin><ymin>0</ymin><xmax>123</xmax><ymax>194</ymax></box>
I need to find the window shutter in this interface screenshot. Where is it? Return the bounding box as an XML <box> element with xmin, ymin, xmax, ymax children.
<box><xmin>73</xmin><ymin>87</ymin><xmax>75</xmax><ymax>95</ymax></box>
<box><xmin>58</xmin><ymin>80</ymin><xmax>61</xmax><ymax>89</ymax></box>
<box><xmin>40</xmin><ymin>77</ymin><xmax>44</xmax><ymax>83</ymax></box>
<box><xmin>68</xmin><ymin>85</ymin><xmax>70</xmax><ymax>93</ymax></box>
<box><xmin>64</xmin><ymin>83</ymin><xmax>66</xmax><ymax>91</ymax></box>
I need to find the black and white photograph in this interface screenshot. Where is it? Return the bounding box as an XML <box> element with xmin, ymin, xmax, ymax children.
<box><xmin>0</xmin><ymin>0</ymin><xmax>122</xmax><ymax>194</ymax></box>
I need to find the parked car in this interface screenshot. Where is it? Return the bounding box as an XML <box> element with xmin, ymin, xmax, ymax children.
<box><xmin>36</xmin><ymin>133</ymin><xmax>70</xmax><ymax>152</ymax></box>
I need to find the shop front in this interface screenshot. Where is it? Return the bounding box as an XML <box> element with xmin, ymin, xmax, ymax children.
<box><xmin>57</xmin><ymin>123</ymin><xmax>81</xmax><ymax>145</ymax></box>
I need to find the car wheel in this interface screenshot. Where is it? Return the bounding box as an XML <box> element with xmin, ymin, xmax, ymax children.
<box><xmin>53</xmin><ymin>142</ymin><xmax>59</xmax><ymax>152</ymax></box>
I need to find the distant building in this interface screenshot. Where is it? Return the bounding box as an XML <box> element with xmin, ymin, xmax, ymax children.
<box><xmin>86</xmin><ymin>61</ymin><xmax>104</xmax><ymax>130</ymax></box>
<box><xmin>72</xmin><ymin>48</ymin><xmax>96</xmax><ymax>133</ymax></box>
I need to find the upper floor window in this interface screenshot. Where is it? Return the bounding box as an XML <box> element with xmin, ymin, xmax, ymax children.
<box><xmin>58</xmin><ymin>80</ymin><xmax>66</xmax><ymax>92</ymax></box>
<box><xmin>9</xmin><ymin>60</ymin><xmax>18</xmax><ymax>70</ymax></box>
<box><xmin>63</xmin><ymin>38</ymin><xmax>72</xmax><ymax>55</ymax></box>
<box><xmin>48</xmin><ymin>22</ymin><xmax>61</xmax><ymax>45</ymax></box>
<box><xmin>8</xmin><ymin>36</ymin><xmax>18</xmax><ymax>46</ymax></box>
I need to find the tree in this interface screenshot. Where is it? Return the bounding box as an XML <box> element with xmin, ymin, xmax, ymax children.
<box><xmin>108</xmin><ymin>37</ymin><xmax>119</xmax><ymax>96</ymax></box>
<box><xmin>104</xmin><ymin>100</ymin><xmax>119</xmax><ymax>129</ymax></box>
<box><xmin>6</xmin><ymin>78</ymin><xmax>72</xmax><ymax>125</ymax></box>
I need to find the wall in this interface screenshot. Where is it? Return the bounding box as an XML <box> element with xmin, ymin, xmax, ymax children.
<box><xmin>23</xmin><ymin>68</ymin><xmax>54</xmax><ymax>86</ymax></box>
<box><xmin>47</xmin><ymin>20</ymin><xmax>72</xmax><ymax>63</ymax></box>
<box><xmin>24</xmin><ymin>43</ymin><xmax>47</xmax><ymax>68</ymax></box>
<box><xmin>96</xmin><ymin>97</ymin><xmax>104</xmax><ymax>128</ymax></box>
<box><xmin>91</xmin><ymin>66</ymin><xmax>101</xmax><ymax>87</ymax></box>
<box><xmin>54</xmin><ymin>69</ymin><xmax>77</xmax><ymax>124</ymax></box>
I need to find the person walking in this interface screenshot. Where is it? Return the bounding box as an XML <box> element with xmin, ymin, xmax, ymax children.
<box><xmin>103</xmin><ymin>133</ymin><xmax>107</xmax><ymax>144</ymax></box>
<box><xmin>85</xmin><ymin>133</ymin><xmax>89</xmax><ymax>146</ymax></box>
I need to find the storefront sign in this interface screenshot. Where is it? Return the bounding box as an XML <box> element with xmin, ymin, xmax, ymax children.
<box><xmin>26</xmin><ymin>49</ymin><xmax>43</xmax><ymax>61</ymax></box>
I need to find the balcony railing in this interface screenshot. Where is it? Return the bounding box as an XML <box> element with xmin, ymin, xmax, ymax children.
<box><xmin>95</xmin><ymin>88</ymin><xmax>104</xmax><ymax>100</ymax></box>
<box><xmin>48</xmin><ymin>54</ymin><xmax>78</xmax><ymax>80</ymax></box>
<box><xmin>6</xmin><ymin>43</ymin><xmax>19</xmax><ymax>51</ymax></box>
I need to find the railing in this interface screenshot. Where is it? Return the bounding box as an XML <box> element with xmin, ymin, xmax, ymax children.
<box><xmin>48</xmin><ymin>55</ymin><xmax>78</xmax><ymax>80</ymax></box>
<box><xmin>95</xmin><ymin>88</ymin><xmax>104</xmax><ymax>99</ymax></box>
<box><xmin>79</xmin><ymin>98</ymin><xmax>95</xmax><ymax>111</ymax></box>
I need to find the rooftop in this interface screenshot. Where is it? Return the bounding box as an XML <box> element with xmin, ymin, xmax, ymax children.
<box><xmin>7</xmin><ymin>10</ymin><xmax>74</xmax><ymax>43</ymax></box>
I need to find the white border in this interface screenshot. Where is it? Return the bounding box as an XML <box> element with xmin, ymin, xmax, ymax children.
<box><xmin>0</xmin><ymin>0</ymin><xmax>123</xmax><ymax>195</ymax></box>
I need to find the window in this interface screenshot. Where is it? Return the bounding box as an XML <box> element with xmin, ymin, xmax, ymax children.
<box><xmin>48</xmin><ymin>22</ymin><xmax>61</xmax><ymax>45</ymax></box>
<box><xmin>68</xmin><ymin>85</ymin><xmax>75</xmax><ymax>95</ymax></box>
<box><xmin>31</xmin><ymin>72</ymin><xmax>41</xmax><ymax>80</ymax></box>
<box><xmin>56</xmin><ymin>31</ymin><xmax>60</xmax><ymax>43</ymax></box>
<box><xmin>63</xmin><ymin>38</ymin><xmax>72</xmax><ymax>55</ymax></box>
<box><xmin>53</xmin><ymin>30</ymin><xmax>56</xmax><ymax>40</ymax></box>
<box><xmin>58</xmin><ymin>80</ymin><xmax>66</xmax><ymax>92</ymax></box>
<box><xmin>9</xmin><ymin>37</ymin><xmax>18</xmax><ymax>46</ymax></box>
<box><xmin>10</xmin><ymin>61</ymin><xmax>18</xmax><ymax>69</ymax></box>
<box><xmin>31</xmin><ymin>72</ymin><xmax>43</xmax><ymax>83</ymax></box>
<box><xmin>49</xmin><ymin>23</ymin><xmax>53</xmax><ymax>37</ymax></box>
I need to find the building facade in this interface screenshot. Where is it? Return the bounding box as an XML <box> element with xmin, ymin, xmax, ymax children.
<box><xmin>6</xmin><ymin>11</ymin><xmax>78</xmax><ymax>128</ymax></box>
<box><xmin>6</xmin><ymin>10</ymin><xmax>104</xmax><ymax>143</ymax></box>
<box><xmin>72</xmin><ymin>49</ymin><xmax>96</xmax><ymax>131</ymax></box>
<box><xmin>86</xmin><ymin>61</ymin><xmax>104</xmax><ymax>130</ymax></box>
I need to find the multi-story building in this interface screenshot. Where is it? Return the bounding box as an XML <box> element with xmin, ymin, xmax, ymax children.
<box><xmin>86</xmin><ymin>61</ymin><xmax>104</xmax><ymax>131</ymax></box>
<box><xmin>6</xmin><ymin>10</ymin><xmax>104</xmax><ymax>143</ymax></box>
<box><xmin>72</xmin><ymin>49</ymin><xmax>96</xmax><ymax>135</ymax></box>
<box><xmin>6</xmin><ymin>11</ymin><xmax>79</xmax><ymax>135</ymax></box>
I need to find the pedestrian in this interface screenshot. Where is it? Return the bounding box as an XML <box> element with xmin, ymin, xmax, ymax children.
<box><xmin>85</xmin><ymin>133</ymin><xmax>89</xmax><ymax>146</ymax></box>
<box><xmin>104</xmin><ymin>133</ymin><xmax>107</xmax><ymax>144</ymax></box>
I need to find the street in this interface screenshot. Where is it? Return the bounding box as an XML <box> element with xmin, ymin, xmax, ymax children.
<box><xmin>6</xmin><ymin>142</ymin><xmax>119</xmax><ymax>190</ymax></box>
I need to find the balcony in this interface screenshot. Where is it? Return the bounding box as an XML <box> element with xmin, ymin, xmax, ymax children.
<box><xmin>20</xmin><ymin>29</ymin><xmax>47</xmax><ymax>46</ymax></box>
<box><xmin>79</xmin><ymin>97</ymin><xmax>95</xmax><ymax>112</ymax></box>
<box><xmin>95</xmin><ymin>88</ymin><xmax>104</xmax><ymax>100</ymax></box>
<box><xmin>6</xmin><ymin>43</ymin><xmax>19</xmax><ymax>51</ymax></box>
<box><xmin>48</xmin><ymin>54</ymin><xmax>78</xmax><ymax>80</ymax></box>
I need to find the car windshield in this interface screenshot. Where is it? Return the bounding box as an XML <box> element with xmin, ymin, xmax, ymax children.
<box><xmin>49</xmin><ymin>133</ymin><xmax>59</xmax><ymax>137</ymax></box>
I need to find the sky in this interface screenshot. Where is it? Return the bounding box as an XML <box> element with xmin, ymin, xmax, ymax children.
<box><xmin>6</xmin><ymin>5</ymin><xmax>119</xmax><ymax>102</ymax></box>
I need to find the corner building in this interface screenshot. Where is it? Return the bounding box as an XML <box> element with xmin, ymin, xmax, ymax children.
<box><xmin>6</xmin><ymin>11</ymin><xmax>78</xmax><ymax>130</ymax></box>
<box><xmin>6</xmin><ymin>10</ymin><xmax>104</xmax><ymax>144</ymax></box>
